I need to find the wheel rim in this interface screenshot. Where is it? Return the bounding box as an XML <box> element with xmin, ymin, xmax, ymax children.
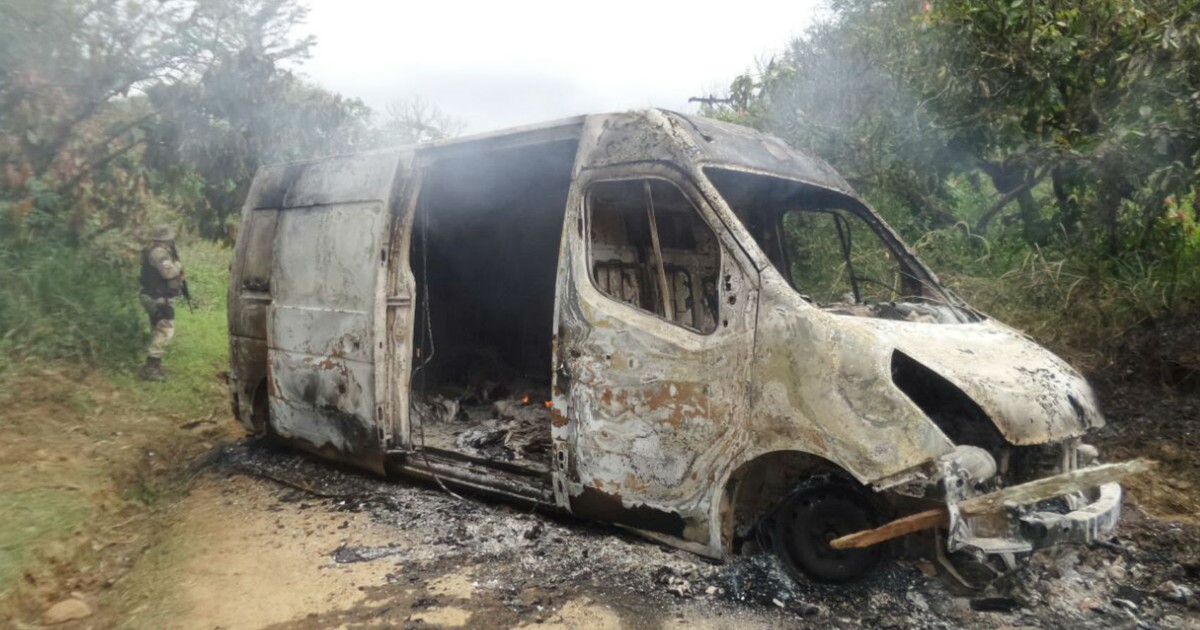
<box><xmin>774</xmin><ymin>487</ymin><xmax>881</xmax><ymax>582</ymax></box>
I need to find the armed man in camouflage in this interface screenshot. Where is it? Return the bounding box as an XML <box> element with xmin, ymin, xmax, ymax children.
<box><xmin>138</xmin><ymin>225</ymin><xmax>184</xmax><ymax>381</ymax></box>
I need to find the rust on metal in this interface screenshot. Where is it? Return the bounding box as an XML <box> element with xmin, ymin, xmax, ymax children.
<box><xmin>227</xmin><ymin>109</ymin><xmax>1124</xmax><ymax>572</ymax></box>
<box><xmin>831</xmin><ymin>460</ymin><xmax>1153</xmax><ymax>550</ymax></box>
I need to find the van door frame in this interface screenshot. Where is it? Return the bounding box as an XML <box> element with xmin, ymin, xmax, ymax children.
<box><xmin>382</xmin><ymin>156</ymin><xmax>419</xmax><ymax>450</ymax></box>
<box><xmin>384</xmin><ymin>125</ymin><xmax>585</xmax><ymax>504</ymax></box>
<box><xmin>551</xmin><ymin>160</ymin><xmax>760</xmax><ymax>544</ymax></box>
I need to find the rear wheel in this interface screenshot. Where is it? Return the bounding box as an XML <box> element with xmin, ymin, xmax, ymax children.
<box><xmin>771</xmin><ymin>481</ymin><xmax>883</xmax><ymax>582</ymax></box>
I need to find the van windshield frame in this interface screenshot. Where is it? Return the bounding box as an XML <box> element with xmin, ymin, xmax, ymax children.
<box><xmin>702</xmin><ymin>166</ymin><xmax>969</xmax><ymax>318</ymax></box>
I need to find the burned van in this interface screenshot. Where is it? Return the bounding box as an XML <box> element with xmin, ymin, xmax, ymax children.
<box><xmin>228</xmin><ymin>109</ymin><xmax>1131</xmax><ymax>582</ymax></box>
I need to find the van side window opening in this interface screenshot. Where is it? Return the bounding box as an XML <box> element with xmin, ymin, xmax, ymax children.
<box><xmin>588</xmin><ymin>179</ymin><xmax>720</xmax><ymax>333</ymax></box>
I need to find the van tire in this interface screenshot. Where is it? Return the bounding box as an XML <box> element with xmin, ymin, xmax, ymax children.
<box><xmin>770</xmin><ymin>480</ymin><xmax>882</xmax><ymax>583</ymax></box>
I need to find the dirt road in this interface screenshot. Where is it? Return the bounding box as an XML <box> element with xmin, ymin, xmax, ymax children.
<box><xmin>107</xmin><ymin>444</ymin><xmax>797</xmax><ymax>629</ymax></box>
<box><xmin>77</xmin><ymin>441</ymin><xmax>1196</xmax><ymax>630</ymax></box>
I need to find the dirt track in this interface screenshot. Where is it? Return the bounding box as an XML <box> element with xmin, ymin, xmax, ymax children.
<box><xmin>85</xmin><ymin>440</ymin><xmax>1198</xmax><ymax>630</ymax></box>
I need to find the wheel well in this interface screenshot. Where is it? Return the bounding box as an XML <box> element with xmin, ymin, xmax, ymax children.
<box><xmin>719</xmin><ymin>451</ymin><xmax>861</xmax><ymax>555</ymax></box>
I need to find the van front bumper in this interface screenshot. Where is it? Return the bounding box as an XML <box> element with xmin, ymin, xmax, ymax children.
<box><xmin>1018</xmin><ymin>482</ymin><xmax>1122</xmax><ymax>547</ymax></box>
<box><xmin>948</xmin><ymin>482</ymin><xmax>1122</xmax><ymax>555</ymax></box>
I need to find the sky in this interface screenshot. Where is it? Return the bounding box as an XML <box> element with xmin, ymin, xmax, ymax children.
<box><xmin>300</xmin><ymin>0</ymin><xmax>825</xmax><ymax>134</ymax></box>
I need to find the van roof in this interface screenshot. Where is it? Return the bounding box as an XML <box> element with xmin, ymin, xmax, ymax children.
<box><xmin>419</xmin><ymin>109</ymin><xmax>855</xmax><ymax>197</ymax></box>
<box><xmin>259</xmin><ymin>109</ymin><xmax>854</xmax><ymax>198</ymax></box>
<box><xmin>668</xmin><ymin>112</ymin><xmax>855</xmax><ymax>196</ymax></box>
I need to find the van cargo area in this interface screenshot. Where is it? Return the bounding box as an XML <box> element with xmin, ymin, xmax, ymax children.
<box><xmin>406</xmin><ymin>140</ymin><xmax>576</xmax><ymax>471</ymax></box>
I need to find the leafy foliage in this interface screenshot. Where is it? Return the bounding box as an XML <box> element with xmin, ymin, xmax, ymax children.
<box><xmin>0</xmin><ymin>0</ymin><xmax>460</xmax><ymax>365</ymax></box>
<box><xmin>719</xmin><ymin>1</ymin><xmax>1198</xmax><ymax>236</ymax></box>
<box><xmin>782</xmin><ymin>209</ymin><xmax>902</xmax><ymax>304</ymax></box>
<box><xmin>0</xmin><ymin>240</ymin><xmax>145</xmax><ymax>363</ymax></box>
<box><xmin>706</xmin><ymin>0</ymin><xmax>1200</xmax><ymax>356</ymax></box>
<box><xmin>143</xmin><ymin>0</ymin><xmax>377</xmax><ymax>238</ymax></box>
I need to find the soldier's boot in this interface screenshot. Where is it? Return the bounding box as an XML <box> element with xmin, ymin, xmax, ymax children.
<box><xmin>139</xmin><ymin>357</ymin><xmax>166</xmax><ymax>381</ymax></box>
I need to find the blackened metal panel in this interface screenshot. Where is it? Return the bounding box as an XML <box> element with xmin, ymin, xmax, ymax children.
<box><xmin>228</xmin><ymin>336</ymin><xmax>267</xmax><ymax>434</ymax></box>
<box><xmin>249</xmin><ymin>163</ymin><xmax>303</xmax><ymax>209</ymax></box>
<box><xmin>230</xmin><ymin>171</ymin><xmax>277</xmax><ymax>433</ymax></box>
<box><xmin>229</xmin><ymin>209</ymin><xmax>278</xmax><ymax>341</ymax></box>
<box><xmin>282</xmin><ymin>151</ymin><xmax>403</xmax><ymax>208</ymax></box>
<box><xmin>265</xmin><ymin>151</ymin><xmax>403</xmax><ymax>473</ymax></box>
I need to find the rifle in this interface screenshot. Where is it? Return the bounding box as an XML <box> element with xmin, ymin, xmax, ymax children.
<box><xmin>181</xmin><ymin>277</ymin><xmax>195</xmax><ymax>313</ymax></box>
<box><xmin>170</xmin><ymin>242</ymin><xmax>195</xmax><ymax>314</ymax></box>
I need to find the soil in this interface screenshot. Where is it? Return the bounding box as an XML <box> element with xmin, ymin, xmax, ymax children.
<box><xmin>73</xmin><ymin>434</ymin><xmax>1199</xmax><ymax>629</ymax></box>
<box><xmin>4</xmin><ymin>320</ymin><xmax>1200</xmax><ymax>629</ymax></box>
<box><xmin>0</xmin><ymin>365</ymin><xmax>235</xmax><ymax>626</ymax></box>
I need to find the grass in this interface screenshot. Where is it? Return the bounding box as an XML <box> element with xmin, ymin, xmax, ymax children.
<box><xmin>0</xmin><ymin>490</ymin><xmax>90</xmax><ymax>592</ymax></box>
<box><xmin>935</xmin><ymin>248</ymin><xmax>1200</xmax><ymax>372</ymax></box>
<box><xmin>0</xmin><ymin>240</ymin><xmax>235</xmax><ymax>607</ymax></box>
<box><xmin>0</xmin><ymin>242</ymin><xmax>146</xmax><ymax>366</ymax></box>
<box><xmin>112</xmin><ymin>239</ymin><xmax>232</xmax><ymax>418</ymax></box>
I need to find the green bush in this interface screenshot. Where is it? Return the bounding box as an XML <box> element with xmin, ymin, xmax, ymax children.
<box><xmin>0</xmin><ymin>241</ymin><xmax>146</xmax><ymax>365</ymax></box>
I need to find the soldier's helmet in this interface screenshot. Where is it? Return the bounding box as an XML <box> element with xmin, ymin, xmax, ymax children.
<box><xmin>150</xmin><ymin>225</ymin><xmax>176</xmax><ymax>241</ymax></box>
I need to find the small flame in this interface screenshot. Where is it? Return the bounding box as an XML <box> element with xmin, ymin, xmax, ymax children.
<box><xmin>521</xmin><ymin>395</ymin><xmax>530</xmax><ymax>405</ymax></box>
<box><xmin>543</xmin><ymin>400</ymin><xmax>553</xmax><ymax>409</ymax></box>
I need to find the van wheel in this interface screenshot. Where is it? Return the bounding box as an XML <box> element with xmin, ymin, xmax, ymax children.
<box><xmin>771</xmin><ymin>481</ymin><xmax>882</xmax><ymax>583</ymax></box>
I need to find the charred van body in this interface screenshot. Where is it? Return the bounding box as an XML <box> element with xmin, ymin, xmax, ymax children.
<box><xmin>228</xmin><ymin>110</ymin><xmax>1126</xmax><ymax>583</ymax></box>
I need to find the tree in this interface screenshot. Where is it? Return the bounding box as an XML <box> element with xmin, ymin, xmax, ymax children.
<box><xmin>145</xmin><ymin>0</ymin><xmax>375</xmax><ymax>239</ymax></box>
<box><xmin>702</xmin><ymin>15</ymin><xmax>967</xmax><ymax>231</ymax></box>
<box><xmin>374</xmin><ymin>98</ymin><xmax>466</xmax><ymax>147</ymax></box>
<box><xmin>868</xmin><ymin>0</ymin><xmax>1199</xmax><ymax>247</ymax></box>
<box><xmin>0</xmin><ymin>0</ymin><xmax>375</xmax><ymax>242</ymax></box>
<box><xmin>711</xmin><ymin>0</ymin><xmax>1200</xmax><ymax>257</ymax></box>
<box><xmin>0</xmin><ymin>0</ymin><xmax>201</xmax><ymax>243</ymax></box>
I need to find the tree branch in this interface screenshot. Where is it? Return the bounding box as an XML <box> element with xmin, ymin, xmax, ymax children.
<box><xmin>976</xmin><ymin>168</ymin><xmax>1048</xmax><ymax>233</ymax></box>
<box><xmin>61</xmin><ymin>138</ymin><xmax>145</xmax><ymax>192</ymax></box>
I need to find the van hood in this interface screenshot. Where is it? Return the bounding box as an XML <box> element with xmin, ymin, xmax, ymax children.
<box><xmin>845</xmin><ymin>317</ymin><xmax>1104</xmax><ymax>445</ymax></box>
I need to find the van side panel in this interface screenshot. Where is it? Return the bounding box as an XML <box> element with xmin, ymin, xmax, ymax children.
<box><xmin>263</xmin><ymin>151</ymin><xmax>404</xmax><ymax>473</ymax></box>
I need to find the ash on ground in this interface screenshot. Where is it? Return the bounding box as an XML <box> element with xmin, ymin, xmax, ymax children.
<box><xmin>200</xmin><ymin>441</ymin><xmax>1200</xmax><ymax>629</ymax></box>
<box><xmin>410</xmin><ymin>388</ymin><xmax>553</xmax><ymax>465</ymax></box>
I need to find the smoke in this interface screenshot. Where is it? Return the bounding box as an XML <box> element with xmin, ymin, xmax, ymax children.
<box><xmin>300</xmin><ymin>0</ymin><xmax>824</xmax><ymax>131</ymax></box>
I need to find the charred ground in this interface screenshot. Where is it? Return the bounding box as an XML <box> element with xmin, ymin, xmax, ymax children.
<box><xmin>111</xmin><ymin>428</ymin><xmax>1199</xmax><ymax>629</ymax></box>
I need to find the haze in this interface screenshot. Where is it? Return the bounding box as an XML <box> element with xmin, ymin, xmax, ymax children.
<box><xmin>303</xmin><ymin>0</ymin><xmax>824</xmax><ymax>133</ymax></box>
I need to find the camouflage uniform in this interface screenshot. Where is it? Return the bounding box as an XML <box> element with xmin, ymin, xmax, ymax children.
<box><xmin>139</xmin><ymin>225</ymin><xmax>183</xmax><ymax>381</ymax></box>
